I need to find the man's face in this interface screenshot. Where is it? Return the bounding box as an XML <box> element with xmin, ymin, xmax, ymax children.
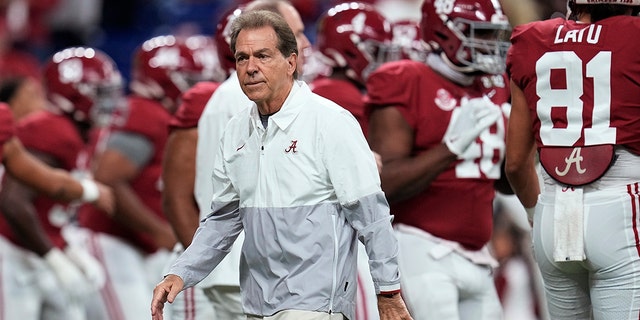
<box><xmin>235</xmin><ymin>26</ymin><xmax>296</xmax><ymax>107</ymax></box>
<box><xmin>279</xmin><ymin>3</ymin><xmax>311</xmax><ymax>74</ymax></box>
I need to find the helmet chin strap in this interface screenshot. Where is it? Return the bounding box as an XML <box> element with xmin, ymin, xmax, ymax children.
<box><xmin>427</xmin><ymin>53</ymin><xmax>475</xmax><ymax>86</ymax></box>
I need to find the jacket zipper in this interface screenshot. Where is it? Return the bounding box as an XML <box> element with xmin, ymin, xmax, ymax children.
<box><xmin>329</xmin><ymin>214</ymin><xmax>339</xmax><ymax>313</ymax></box>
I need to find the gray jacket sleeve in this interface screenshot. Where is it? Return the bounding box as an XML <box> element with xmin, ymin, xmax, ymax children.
<box><xmin>321</xmin><ymin>108</ymin><xmax>401</xmax><ymax>293</ymax></box>
<box><xmin>168</xmin><ymin>199</ymin><xmax>242</xmax><ymax>288</ymax></box>
<box><xmin>168</xmin><ymin>142</ymin><xmax>243</xmax><ymax>288</ymax></box>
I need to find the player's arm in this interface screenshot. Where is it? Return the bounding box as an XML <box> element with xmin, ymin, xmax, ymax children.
<box><xmin>1</xmin><ymin>136</ymin><xmax>114</xmax><ymax>212</ymax></box>
<box><xmin>0</xmin><ymin>149</ymin><xmax>57</xmax><ymax>256</ymax></box>
<box><xmin>0</xmin><ymin>146</ymin><xmax>107</xmax><ymax>298</ymax></box>
<box><xmin>368</xmin><ymin>106</ymin><xmax>457</xmax><ymax>203</ymax></box>
<box><xmin>93</xmin><ymin>132</ymin><xmax>176</xmax><ymax>250</ymax></box>
<box><xmin>504</xmin><ymin>81</ymin><xmax>539</xmax><ymax>208</ymax></box>
<box><xmin>161</xmin><ymin>127</ymin><xmax>200</xmax><ymax>247</ymax></box>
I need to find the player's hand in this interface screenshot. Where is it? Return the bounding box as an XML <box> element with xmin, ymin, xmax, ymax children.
<box><xmin>377</xmin><ymin>293</ymin><xmax>413</xmax><ymax>320</ymax></box>
<box><xmin>94</xmin><ymin>182</ymin><xmax>115</xmax><ymax>215</ymax></box>
<box><xmin>151</xmin><ymin>274</ymin><xmax>184</xmax><ymax>320</ymax></box>
<box><xmin>64</xmin><ymin>245</ymin><xmax>106</xmax><ymax>291</ymax></box>
<box><xmin>44</xmin><ymin>247</ymin><xmax>95</xmax><ymax>302</ymax></box>
<box><xmin>443</xmin><ymin>95</ymin><xmax>502</xmax><ymax>156</ymax></box>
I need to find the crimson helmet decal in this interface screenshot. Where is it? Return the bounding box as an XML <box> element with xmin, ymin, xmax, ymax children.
<box><xmin>316</xmin><ymin>2</ymin><xmax>397</xmax><ymax>84</ymax></box>
<box><xmin>185</xmin><ymin>34</ymin><xmax>227</xmax><ymax>83</ymax></box>
<box><xmin>130</xmin><ymin>35</ymin><xmax>215</xmax><ymax>110</ymax></box>
<box><xmin>392</xmin><ymin>19</ymin><xmax>430</xmax><ymax>62</ymax></box>
<box><xmin>44</xmin><ymin>47</ymin><xmax>124</xmax><ymax>126</ymax></box>
<box><xmin>214</xmin><ymin>6</ymin><xmax>244</xmax><ymax>75</ymax></box>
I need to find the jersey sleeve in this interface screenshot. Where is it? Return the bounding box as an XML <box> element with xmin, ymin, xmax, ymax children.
<box><xmin>16</xmin><ymin>112</ymin><xmax>83</xmax><ymax>169</ymax></box>
<box><xmin>506</xmin><ymin>23</ymin><xmax>529</xmax><ymax>88</ymax></box>
<box><xmin>170</xmin><ymin>81</ymin><xmax>220</xmax><ymax>130</ymax></box>
<box><xmin>365</xmin><ymin>60</ymin><xmax>424</xmax><ymax>128</ymax></box>
<box><xmin>0</xmin><ymin>103</ymin><xmax>15</xmax><ymax>146</ymax></box>
<box><xmin>506</xmin><ymin>19</ymin><xmax>559</xmax><ymax>89</ymax></box>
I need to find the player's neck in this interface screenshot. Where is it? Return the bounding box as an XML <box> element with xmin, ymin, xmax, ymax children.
<box><xmin>577</xmin><ymin>12</ymin><xmax>592</xmax><ymax>23</ymax></box>
<box><xmin>329</xmin><ymin>69</ymin><xmax>364</xmax><ymax>90</ymax></box>
<box><xmin>426</xmin><ymin>53</ymin><xmax>474</xmax><ymax>86</ymax></box>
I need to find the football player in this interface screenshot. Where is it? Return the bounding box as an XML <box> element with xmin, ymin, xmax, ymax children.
<box><xmin>310</xmin><ymin>3</ymin><xmax>398</xmax><ymax>319</ymax></box>
<box><xmin>506</xmin><ymin>0</ymin><xmax>640</xmax><ymax>318</ymax></box>
<box><xmin>0</xmin><ymin>47</ymin><xmax>120</xmax><ymax>320</ymax></box>
<box><xmin>160</xmin><ymin>6</ymin><xmax>247</xmax><ymax>320</ymax></box>
<box><xmin>365</xmin><ymin>0</ymin><xmax>512</xmax><ymax>318</ymax></box>
<box><xmin>161</xmin><ymin>33</ymin><xmax>226</xmax><ymax>320</ymax></box>
<box><xmin>0</xmin><ymin>76</ymin><xmax>47</xmax><ymax>121</ymax></box>
<box><xmin>311</xmin><ymin>1</ymin><xmax>397</xmax><ymax>135</ymax></box>
<box><xmin>75</xmin><ymin>35</ymin><xmax>210</xmax><ymax>319</ymax></box>
<box><xmin>390</xmin><ymin>19</ymin><xmax>429</xmax><ymax>63</ymax></box>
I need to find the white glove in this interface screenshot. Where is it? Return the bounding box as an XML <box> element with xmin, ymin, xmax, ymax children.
<box><xmin>443</xmin><ymin>95</ymin><xmax>502</xmax><ymax>156</ymax></box>
<box><xmin>43</xmin><ymin>248</ymin><xmax>99</xmax><ymax>301</ymax></box>
<box><xmin>64</xmin><ymin>246</ymin><xmax>106</xmax><ymax>291</ymax></box>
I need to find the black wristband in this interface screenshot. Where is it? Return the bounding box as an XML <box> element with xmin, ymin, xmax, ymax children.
<box><xmin>378</xmin><ymin>291</ymin><xmax>400</xmax><ymax>298</ymax></box>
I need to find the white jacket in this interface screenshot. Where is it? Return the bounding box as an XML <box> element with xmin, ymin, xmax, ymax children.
<box><xmin>170</xmin><ymin>81</ymin><xmax>401</xmax><ymax>319</ymax></box>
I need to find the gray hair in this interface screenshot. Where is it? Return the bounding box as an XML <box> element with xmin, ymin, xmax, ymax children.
<box><xmin>229</xmin><ymin>10</ymin><xmax>299</xmax><ymax>78</ymax></box>
<box><xmin>244</xmin><ymin>0</ymin><xmax>292</xmax><ymax>14</ymax></box>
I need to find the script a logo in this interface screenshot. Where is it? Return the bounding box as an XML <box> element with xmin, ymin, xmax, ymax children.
<box><xmin>555</xmin><ymin>147</ymin><xmax>586</xmax><ymax>177</ymax></box>
<box><xmin>285</xmin><ymin>140</ymin><xmax>298</xmax><ymax>153</ymax></box>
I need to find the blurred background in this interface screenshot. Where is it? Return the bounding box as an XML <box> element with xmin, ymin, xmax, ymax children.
<box><xmin>0</xmin><ymin>1</ymin><xmax>569</xmax><ymax>319</ymax></box>
<box><xmin>0</xmin><ymin>0</ymin><xmax>567</xmax><ymax>86</ymax></box>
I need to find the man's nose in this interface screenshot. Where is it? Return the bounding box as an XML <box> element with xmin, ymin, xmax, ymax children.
<box><xmin>246</xmin><ymin>56</ymin><xmax>259</xmax><ymax>73</ymax></box>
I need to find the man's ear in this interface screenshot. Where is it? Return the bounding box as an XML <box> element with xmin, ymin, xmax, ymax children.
<box><xmin>287</xmin><ymin>53</ymin><xmax>297</xmax><ymax>76</ymax></box>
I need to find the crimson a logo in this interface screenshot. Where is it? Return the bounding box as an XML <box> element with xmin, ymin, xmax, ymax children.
<box><xmin>285</xmin><ymin>140</ymin><xmax>298</xmax><ymax>153</ymax></box>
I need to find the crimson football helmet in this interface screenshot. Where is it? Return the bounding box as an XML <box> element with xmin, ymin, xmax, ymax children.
<box><xmin>392</xmin><ymin>19</ymin><xmax>430</xmax><ymax>62</ymax></box>
<box><xmin>185</xmin><ymin>34</ymin><xmax>227</xmax><ymax>83</ymax></box>
<box><xmin>315</xmin><ymin>2</ymin><xmax>396</xmax><ymax>84</ymax></box>
<box><xmin>215</xmin><ymin>6</ymin><xmax>244</xmax><ymax>76</ymax></box>
<box><xmin>421</xmin><ymin>0</ymin><xmax>511</xmax><ymax>74</ymax></box>
<box><xmin>130</xmin><ymin>35</ymin><xmax>212</xmax><ymax>111</ymax></box>
<box><xmin>43</xmin><ymin>47</ymin><xmax>124</xmax><ymax>126</ymax></box>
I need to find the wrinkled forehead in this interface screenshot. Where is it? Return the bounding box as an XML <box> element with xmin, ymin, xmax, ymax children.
<box><xmin>235</xmin><ymin>26</ymin><xmax>280</xmax><ymax>53</ymax></box>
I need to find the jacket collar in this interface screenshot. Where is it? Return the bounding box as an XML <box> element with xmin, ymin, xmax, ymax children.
<box><xmin>249</xmin><ymin>80</ymin><xmax>308</xmax><ymax>132</ymax></box>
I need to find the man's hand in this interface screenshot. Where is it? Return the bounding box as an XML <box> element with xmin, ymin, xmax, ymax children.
<box><xmin>151</xmin><ymin>274</ymin><xmax>184</xmax><ymax>320</ymax></box>
<box><xmin>377</xmin><ymin>293</ymin><xmax>413</xmax><ymax>320</ymax></box>
<box><xmin>443</xmin><ymin>95</ymin><xmax>502</xmax><ymax>156</ymax></box>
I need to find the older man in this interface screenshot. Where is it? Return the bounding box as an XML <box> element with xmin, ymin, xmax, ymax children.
<box><xmin>152</xmin><ymin>9</ymin><xmax>412</xmax><ymax>320</ymax></box>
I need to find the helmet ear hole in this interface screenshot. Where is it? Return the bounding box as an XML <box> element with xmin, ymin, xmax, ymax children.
<box><xmin>434</xmin><ymin>31</ymin><xmax>449</xmax><ymax>43</ymax></box>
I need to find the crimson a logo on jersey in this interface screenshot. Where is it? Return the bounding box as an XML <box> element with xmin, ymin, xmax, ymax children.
<box><xmin>434</xmin><ymin>88</ymin><xmax>457</xmax><ymax>111</ymax></box>
<box><xmin>539</xmin><ymin>145</ymin><xmax>615</xmax><ymax>186</ymax></box>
